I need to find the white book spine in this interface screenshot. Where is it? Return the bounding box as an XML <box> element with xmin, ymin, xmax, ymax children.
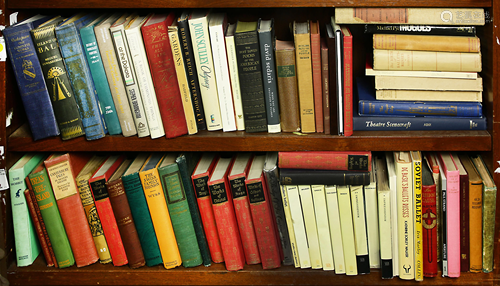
<box><xmin>125</xmin><ymin>26</ymin><xmax>165</xmax><ymax>139</ymax></box>
<box><xmin>286</xmin><ymin>185</ymin><xmax>311</xmax><ymax>268</ymax></box>
<box><xmin>385</xmin><ymin>152</ymin><xmax>399</xmax><ymax>276</ymax></box>
<box><xmin>280</xmin><ymin>185</ymin><xmax>300</xmax><ymax>268</ymax></box>
<box><xmin>350</xmin><ymin>185</ymin><xmax>369</xmax><ymax>264</ymax></box>
<box><xmin>337</xmin><ymin>185</ymin><xmax>358</xmax><ymax>276</ymax></box>
<box><xmin>298</xmin><ymin>185</ymin><xmax>322</xmax><ymax>269</ymax></box>
<box><xmin>311</xmin><ymin>185</ymin><xmax>334</xmax><ymax>271</ymax></box>
<box><xmin>325</xmin><ymin>185</ymin><xmax>346</xmax><ymax>274</ymax></box>
<box><xmin>378</xmin><ymin>184</ymin><xmax>393</xmax><ymax>267</ymax></box>
<box><xmin>364</xmin><ymin>179</ymin><xmax>380</xmax><ymax>268</ymax></box>
<box><xmin>225</xmin><ymin>31</ymin><xmax>245</xmax><ymax>130</ymax></box>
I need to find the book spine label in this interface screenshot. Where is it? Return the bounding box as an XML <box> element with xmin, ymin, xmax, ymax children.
<box><xmin>294</xmin><ymin>33</ymin><xmax>315</xmax><ymax>133</ymax></box>
<box><xmin>275</xmin><ymin>46</ymin><xmax>301</xmax><ymax>132</ymax></box>
<box><xmin>311</xmin><ymin>185</ymin><xmax>334</xmax><ymax>270</ymax></box>
<box><xmin>373</xmin><ymin>34</ymin><xmax>480</xmax><ymax>53</ymax></box>
<box><xmin>353</xmin><ymin>116</ymin><xmax>486</xmax><ymax>131</ymax></box>
<box><xmin>365</xmin><ymin>24</ymin><xmax>477</xmax><ymax>36</ymax></box>
<box><xmin>413</xmin><ymin>159</ymin><xmax>424</xmax><ymax>281</ymax></box>
<box><xmin>225</xmin><ymin>32</ymin><xmax>245</xmax><ymax>131</ymax></box>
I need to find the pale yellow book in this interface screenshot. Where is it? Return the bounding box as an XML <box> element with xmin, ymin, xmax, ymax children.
<box><xmin>375</xmin><ymin>75</ymin><xmax>483</xmax><ymax>91</ymax></box>
<box><xmin>286</xmin><ymin>185</ymin><xmax>311</xmax><ymax>268</ymax></box>
<box><xmin>375</xmin><ymin>157</ymin><xmax>393</xmax><ymax>276</ymax></box>
<box><xmin>280</xmin><ymin>185</ymin><xmax>300</xmax><ymax>268</ymax></box>
<box><xmin>337</xmin><ymin>185</ymin><xmax>357</xmax><ymax>276</ymax></box>
<box><xmin>385</xmin><ymin>152</ymin><xmax>399</xmax><ymax>277</ymax></box>
<box><xmin>325</xmin><ymin>185</ymin><xmax>346</xmax><ymax>274</ymax></box>
<box><xmin>298</xmin><ymin>185</ymin><xmax>322</xmax><ymax>269</ymax></box>
<box><xmin>411</xmin><ymin>151</ymin><xmax>423</xmax><ymax>281</ymax></box>
<box><xmin>373</xmin><ymin>34</ymin><xmax>481</xmax><ymax>53</ymax></box>
<box><xmin>350</xmin><ymin>185</ymin><xmax>369</xmax><ymax>272</ymax></box>
<box><xmin>376</xmin><ymin>89</ymin><xmax>482</xmax><ymax>102</ymax></box>
<box><xmin>311</xmin><ymin>185</ymin><xmax>334</xmax><ymax>271</ymax></box>
<box><xmin>364</xmin><ymin>161</ymin><xmax>380</xmax><ymax>269</ymax></box>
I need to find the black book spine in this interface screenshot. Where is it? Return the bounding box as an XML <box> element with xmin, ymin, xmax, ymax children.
<box><xmin>357</xmin><ymin>255</ymin><xmax>371</xmax><ymax>274</ymax></box>
<box><xmin>364</xmin><ymin>24</ymin><xmax>476</xmax><ymax>36</ymax></box>
<box><xmin>279</xmin><ymin>169</ymin><xmax>371</xmax><ymax>186</ymax></box>
<box><xmin>381</xmin><ymin>259</ymin><xmax>394</xmax><ymax>279</ymax></box>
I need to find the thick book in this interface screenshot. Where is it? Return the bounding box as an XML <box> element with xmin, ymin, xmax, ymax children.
<box><xmin>208</xmin><ymin>156</ymin><xmax>246</xmax><ymax>271</ymax></box>
<box><xmin>375</xmin><ymin>157</ymin><xmax>393</xmax><ymax>279</ymax></box>
<box><xmin>245</xmin><ymin>155</ymin><xmax>282</xmax><ymax>269</ymax></box>
<box><xmin>79</xmin><ymin>14</ymin><xmax>122</xmax><ymax>135</ymax></box>
<box><xmin>422</xmin><ymin>156</ymin><xmax>438</xmax><ymax>277</ymax></box>
<box><xmin>279</xmin><ymin>169</ymin><xmax>370</xmax><ymax>186</ymax></box>
<box><xmin>310</xmin><ymin>20</ymin><xmax>323</xmax><ymax>133</ymax></box>
<box><xmin>335</xmin><ymin>8</ymin><xmax>486</xmax><ymax>25</ymax></box>
<box><xmin>107</xmin><ymin>159</ymin><xmax>146</xmax><ymax>269</ymax></box>
<box><xmin>278</xmin><ymin>151</ymin><xmax>371</xmax><ymax>171</ymax></box>
<box><xmin>208</xmin><ymin>13</ymin><xmax>237</xmax><ymax>132</ymax></box>
<box><xmin>142</xmin><ymin>13</ymin><xmax>190</xmax><ymax>139</ymax></box>
<box><xmin>364</xmin><ymin>161</ymin><xmax>380</xmax><ymax>269</ymax></box>
<box><xmin>375</xmin><ymin>75</ymin><xmax>483</xmax><ymax>91</ymax></box>
<box><xmin>188</xmin><ymin>10</ymin><xmax>223</xmax><ymax>131</ymax></box>
<box><xmin>452</xmin><ymin>153</ymin><xmax>470</xmax><ymax>273</ymax></box>
<box><xmin>56</xmin><ymin>13</ymin><xmax>108</xmax><ymax>141</ymax></box>
<box><xmin>158</xmin><ymin>153</ymin><xmax>203</xmax><ymax>268</ymax></box>
<box><xmin>9</xmin><ymin>154</ymin><xmax>44</xmax><ymax>267</ymax></box>
<box><xmin>44</xmin><ymin>153</ymin><xmax>99</xmax><ymax>267</ymax></box>
<box><xmin>31</xmin><ymin>18</ymin><xmax>86</xmax><ymax>140</ymax></box>
<box><xmin>325</xmin><ymin>185</ymin><xmax>346</xmax><ymax>274</ymax></box>
<box><xmin>125</xmin><ymin>14</ymin><xmax>165</xmax><ymax>139</ymax></box>
<box><xmin>326</xmin><ymin>23</ymin><xmax>342</xmax><ymax>135</ymax></box>
<box><xmin>176</xmin><ymin>153</ymin><xmax>212</xmax><ymax>266</ymax></box>
<box><xmin>293</xmin><ymin>21</ymin><xmax>315</xmax><ymax>133</ymax></box>
<box><xmin>279</xmin><ymin>185</ymin><xmax>300</xmax><ymax>268</ymax></box>
<box><xmin>110</xmin><ymin>13</ymin><xmax>150</xmax><ymax>138</ymax></box>
<box><xmin>89</xmin><ymin>155</ymin><xmax>128</xmax><ymax>266</ymax></box>
<box><xmin>191</xmin><ymin>153</ymin><xmax>224</xmax><ymax>263</ymax></box>
<box><xmin>298</xmin><ymin>185</ymin><xmax>322</xmax><ymax>269</ymax></box>
<box><xmin>234</xmin><ymin>20</ymin><xmax>268</xmax><ymax>133</ymax></box>
<box><xmin>225</xmin><ymin>23</ymin><xmax>245</xmax><ymax>131</ymax></box>
<box><xmin>311</xmin><ymin>185</ymin><xmax>334</xmax><ymax>271</ymax></box>
<box><xmin>411</xmin><ymin>151</ymin><xmax>423</xmax><ymax>281</ymax></box>
<box><xmin>75</xmin><ymin>155</ymin><xmax>112</xmax><ymax>264</ymax></box>
<box><xmin>364</xmin><ymin>24</ymin><xmax>477</xmax><ymax>36</ymax></box>
<box><xmin>470</xmin><ymin>154</ymin><xmax>496</xmax><ymax>273</ymax></box>
<box><xmin>275</xmin><ymin>40</ymin><xmax>301</xmax><ymax>133</ymax></box>
<box><xmin>286</xmin><ymin>185</ymin><xmax>311</xmax><ymax>268</ymax></box>
<box><xmin>122</xmin><ymin>154</ymin><xmax>163</xmax><ymax>267</ymax></box>
<box><xmin>139</xmin><ymin>153</ymin><xmax>182</xmax><ymax>269</ymax></box>
<box><xmin>373</xmin><ymin>34</ymin><xmax>480</xmax><ymax>53</ymax></box>
<box><xmin>340</xmin><ymin>26</ymin><xmax>353</xmax><ymax>137</ymax></box>
<box><xmin>385</xmin><ymin>152</ymin><xmax>399</xmax><ymax>277</ymax></box>
<box><xmin>28</xmin><ymin>160</ymin><xmax>74</xmax><ymax>268</ymax></box>
<box><xmin>350</xmin><ymin>185</ymin><xmax>370</xmax><ymax>274</ymax></box>
<box><xmin>321</xmin><ymin>38</ymin><xmax>331</xmax><ymax>134</ymax></box>
<box><xmin>337</xmin><ymin>185</ymin><xmax>358</xmax><ymax>276</ymax></box>
<box><xmin>94</xmin><ymin>13</ymin><xmax>137</xmax><ymax>137</ymax></box>
<box><xmin>177</xmin><ymin>11</ymin><xmax>207</xmax><ymax>131</ymax></box>
<box><xmin>258</xmin><ymin>19</ymin><xmax>281</xmax><ymax>133</ymax></box>
<box><xmin>3</xmin><ymin>15</ymin><xmax>60</xmax><ymax>141</ymax></box>
<box><xmin>227</xmin><ymin>153</ymin><xmax>261</xmax><ymax>265</ymax></box>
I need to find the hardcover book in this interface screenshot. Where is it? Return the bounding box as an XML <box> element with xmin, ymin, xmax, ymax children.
<box><xmin>375</xmin><ymin>89</ymin><xmax>482</xmax><ymax>102</ymax></box>
<box><xmin>373</xmin><ymin>34</ymin><xmax>481</xmax><ymax>53</ymax></box>
<box><xmin>278</xmin><ymin>151</ymin><xmax>371</xmax><ymax>171</ymax></box>
<box><xmin>340</xmin><ymin>25</ymin><xmax>353</xmax><ymax>137</ymax></box>
<box><xmin>321</xmin><ymin>38</ymin><xmax>331</xmax><ymax>134</ymax></box>
<box><xmin>452</xmin><ymin>153</ymin><xmax>470</xmax><ymax>273</ymax></box>
<box><xmin>422</xmin><ymin>156</ymin><xmax>438</xmax><ymax>277</ymax></box>
<box><xmin>279</xmin><ymin>169</ymin><xmax>370</xmax><ymax>186</ymax></box>
<box><xmin>375</xmin><ymin>157</ymin><xmax>393</xmax><ymax>279</ymax></box>
<box><xmin>310</xmin><ymin>20</ymin><xmax>323</xmax><ymax>133</ymax></box>
<box><xmin>411</xmin><ymin>151</ymin><xmax>423</xmax><ymax>281</ymax></box>
<box><xmin>326</xmin><ymin>23</ymin><xmax>342</xmax><ymax>135</ymax></box>
<box><xmin>364</xmin><ymin>24</ymin><xmax>477</xmax><ymax>36</ymax></box>
<box><xmin>225</xmin><ymin>23</ymin><xmax>245</xmax><ymax>131</ymax></box>
<box><xmin>374</xmin><ymin>75</ymin><xmax>483</xmax><ymax>91</ymax></box>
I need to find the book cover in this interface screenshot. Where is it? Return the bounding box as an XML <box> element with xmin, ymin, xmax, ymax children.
<box><xmin>275</xmin><ymin>40</ymin><xmax>300</xmax><ymax>133</ymax></box>
<box><xmin>142</xmin><ymin>13</ymin><xmax>189</xmax><ymax>139</ymax></box>
<box><xmin>374</xmin><ymin>75</ymin><xmax>483</xmax><ymax>91</ymax></box>
<box><xmin>325</xmin><ymin>185</ymin><xmax>346</xmax><ymax>274</ymax></box>
<box><xmin>311</xmin><ymin>185</ymin><xmax>334</xmax><ymax>271</ymax></box>
<box><xmin>298</xmin><ymin>185</ymin><xmax>322</xmax><ymax>269</ymax></box>
<box><xmin>337</xmin><ymin>185</ymin><xmax>357</xmax><ymax>275</ymax></box>
<box><xmin>125</xmin><ymin>14</ymin><xmax>166</xmax><ymax>139</ymax></box>
<box><xmin>139</xmin><ymin>153</ymin><xmax>182</xmax><ymax>269</ymax></box>
<box><xmin>279</xmin><ymin>185</ymin><xmax>300</xmax><ymax>268</ymax></box>
<box><xmin>279</xmin><ymin>169</ymin><xmax>370</xmax><ymax>186</ymax></box>
<box><xmin>385</xmin><ymin>152</ymin><xmax>399</xmax><ymax>277</ymax></box>
<box><xmin>208</xmin><ymin>156</ymin><xmax>245</xmax><ymax>271</ymax></box>
<box><xmin>321</xmin><ymin>38</ymin><xmax>330</xmax><ymax>134</ymax></box>
<box><xmin>79</xmin><ymin>14</ymin><xmax>122</xmax><ymax>135</ymax></box>
<box><xmin>422</xmin><ymin>156</ymin><xmax>438</xmax><ymax>277</ymax></box>
<box><xmin>373</xmin><ymin>34</ymin><xmax>480</xmax><ymax>53</ymax></box>
<box><xmin>234</xmin><ymin>20</ymin><xmax>268</xmax><ymax>133</ymax></box>
<box><xmin>227</xmin><ymin>153</ymin><xmax>261</xmax><ymax>265</ymax></box>
<box><xmin>122</xmin><ymin>154</ymin><xmax>163</xmax><ymax>267</ymax></box>
<box><xmin>158</xmin><ymin>153</ymin><xmax>203</xmax><ymax>268</ymax></box>
<box><xmin>310</xmin><ymin>20</ymin><xmax>323</xmax><ymax>133</ymax></box>
<box><xmin>188</xmin><ymin>10</ymin><xmax>223</xmax><ymax>131</ymax></box>
<box><xmin>3</xmin><ymin>15</ymin><xmax>60</xmax><ymax>141</ymax></box>
<box><xmin>364</xmin><ymin>160</ymin><xmax>380</xmax><ymax>269</ymax></box>
<box><xmin>225</xmin><ymin>23</ymin><xmax>245</xmax><ymax>131</ymax></box>
<box><xmin>411</xmin><ymin>151</ymin><xmax>423</xmax><ymax>281</ymax></box>
<box><xmin>326</xmin><ymin>23</ymin><xmax>341</xmax><ymax>135</ymax></box>
<box><xmin>286</xmin><ymin>185</ymin><xmax>311</xmax><ymax>268</ymax></box>
<box><xmin>340</xmin><ymin>26</ymin><xmax>353</xmax><ymax>137</ymax></box>
<box><xmin>452</xmin><ymin>153</ymin><xmax>470</xmax><ymax>273</ymax></box>
<box><xmin>375</xmin><ymin>157</ymin><xmax>393</xmax><ymax>279</ymax></box>
<box><xmin>350</xmin><ymin>185</ymin><xmax>369</xmax><ymax>274</ymax></box>
<box><xmin>258</xmin><ymin>19</ymin><xmax>281</xmax><ymax>133</ymax></box>
<box><xmin>364</xmin><ymin>24</ymin><xmax>477</xmax><ymax>36</ymax></box>
<box><xmin>278</xmin><ymin>151</ymin><xmax>371</xmax><ymax>171</ymax></box>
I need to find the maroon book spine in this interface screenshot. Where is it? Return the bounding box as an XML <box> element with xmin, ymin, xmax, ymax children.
<box><xmin>422</xmin><ymin>183</ymin><xmax>438</xmax><ymax>277</ymax></box>
<box><xmin>459</xmin><ymin>169</ymin><xmax>470</xmax><ymax>272</ymax></box>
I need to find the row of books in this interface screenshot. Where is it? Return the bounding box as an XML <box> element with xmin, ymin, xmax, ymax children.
<box><xmin>10</xmin><ymin>150</ymin><xmax>496</xmax><ymax>281</ymax></box>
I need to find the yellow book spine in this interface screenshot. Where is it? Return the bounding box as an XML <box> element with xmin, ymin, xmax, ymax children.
<box><xmin>373</xmin><ymin>34</ymin><xmax>481</xmax><ymax>53</ymax></box>
<box><xmin>412</xmin><ymin>152</ymin><xmax>423</xmax><ymax>281</ymax></box>
<box><xmin>293</xmin><ymin>31</ymin><xmax>315</xmax><ymax>133</ymax></box>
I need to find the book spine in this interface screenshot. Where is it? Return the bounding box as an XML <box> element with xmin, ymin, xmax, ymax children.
<box><xmin>396</xmin><ymin>158</ymin><xmax>414</xmax><ymax>280</ymax></box>
<box><xmin>482</xmin><ymin>186</ymin><xmax>496</xmax><ymax>273</ymax></box>
<box><xmin>294</xmin><ymin>32</ymin><xmax>315</xmax><ymax>133</ymax></box>
<box><xmin>385</xmin><ymin>152</ymin><xmax>399</xmax><ymax>277</ymax></box>
<box><xmin>359</xmin><ymin>100</ymin><xmax>483</xmax><ymax>117</ymax></box>
<box><xmin>326</xmin><ymin>27</ymin><xmax>340</xmax><ymax>135</ymax></box>
<box><xmin>177</xmin><ymin>17</ymin><xmax>207</xmax><ymax>131</ymax></box>
<box><xmin>350</xmin><ymin>185</ymin><xmax>370</xmax><ymax>274</ymax></box>
<box><xmin>441</xmin><ymin>174</ymin><xmax>448</xmax><ymax>276</ymax></box>
<box><xmin>258</xmin><ymin>24</ymin><xmax>281</xmax><ymax>133</ymax></box>
<box><xmin>353</xmin><ymin>115</ymin><xmax>487</xmax><ymax>131</ymax></box>
<box><xmin>374</xmin><ymin>75</ymin><xmax>483</xmax><ymax>91</ymax></box>
<box><xmin>285</xmin><ymin>185</ymin><xmax>311</xmax><ymax>268</ymax></box>
<box><xmin>469</xmin><ymin>181</ymin><xmax>482</xmax><ymax>272</ymax></box>
<box><xmin>107</xmin><ymin>179</ymin><xmax>146</xmax><ymax>268</ymax></box>
<box><xmin>459</xmin><ymin>171</ymin><xmax>470</xmax><ymax>272</ymax></box>
<box><xmin>31</xmin><ymin>25</ymin><xmax>86</xmax><ymax>140</ymax></box>
<box><xmin>377</xmin><ymin>188</ymin><xmax>393</xmax><ymax>279</ymax></box>
<box><xmin>373</xmin><ymin>34</ymin><xmax>480</xmax><ymax>53</ymax></box>
<box><xmin>364</xmin><ymin>24</ymin><xmax>477</xmax><ymax>36</ymax></box>
<box><xmin>79</xmin><ymin>25</ymin><xmax>122</xmax><ymax>135</ymax></box>
<box><xmin>342</xmin><ymin>28</ymin><xmax>353</xmax><ymax>137</ymax></box>
<box><xmin>413</xmin><ymin>158</ymin><xmax>424</xmax><ymax>281</ymax></box>
<box><xmin>337</xmin><ymin>185</ymin><xmax>358</xmax><ymax>276</ymax></box>
<box><xmin>279</xmin><ymin>185</ymin><xmax>300</xmax><ymax>268</ymax></box>
<box><xmin>445</xmin><ymin>167</ymin><xmax>461</xmax><ymax>277</ymax></box>
<box><xmin>375</xmin><ymin>89</ymin><xmax>482</xmax><ymax>102</ymax></box>
<box><xmin>3</xmin><ymin>24</ymin><xmax>59</xmax><ymax>141</ymax></box>
<box><xmin>364</xmin><ymin>181</ymin><xmax>380</xmax><ymax>269</ymax></box>
<box><xmin>310</xmin><ymin>24</ymin><xmax>323</xmax><ymax>133</ymax></box>
<box><xmin>234</xmin><ymin>29</ymin><xmax>268</xmax><ymax>133</ymax></box>
<box><xmin>278</xmin><ymin>151</ymin><xmax>370</xmax><ymax>171</ymax></box>
<box><xmin>422</xmin><ymin>183</ymin><xmax>438</xmax><ymax>277</ymax></box>
<box><xmin>275</xmin><ymin>45</ymin><xmax>301</xmax><ymax>132</ymax></box>
<box><xmin>56</xmin><ymin>24</ymin><xmax>107</xmax><ymax>140</ymax></box>
<box><xmin>325</xmin><ymin>185</ymin><xmax>346</xmax><ymax>274</ymax></box>
<box><xmin>311</xmin><ymin>185</ymin><xmax>334</xmax><ymax>270</ymax></box>
<box><xmin>321</xmin><ymin>39</ymin><xmax>330</xmax><ymax>135</ymax></box>
<box><xmin>373</xmin><ymin>49</ymin><xmax>482</xmax><ymax>72</ymax></box>
<box><xmin>225</xmin><ymin>30</ymin><xmax>245</xmax><ymax>131</ymax></box>
<box><xmin>298</xmin><ymin>185</ymin><xmax>322</xmax><ymax>269</ymax></box>
<box><xmin>279</xmin><ymin>169</ymin><xmax>371</xmax><ymax>186</ymax></box>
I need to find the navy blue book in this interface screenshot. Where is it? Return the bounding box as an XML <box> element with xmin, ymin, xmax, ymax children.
<box><xmin>4</xmin><ymin>15</ymin><xmax>60</xmax><ymax>141</ymax></box>
<box><xmin>357</xmin><ymin>77</ymin><xmax>483</xmax><ymax>117</ymax></box>
<box><xmin>56</xmin><ymin>13</ymin><xmax>108</xmax><ymax>140</ymax></box>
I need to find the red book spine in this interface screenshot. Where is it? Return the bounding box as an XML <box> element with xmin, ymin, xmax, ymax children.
<box><xmin>422</xmin><ymin>183</ymin><xmax>438</xmax><ymax>277</ymax></box>
<box><xmin>142</xmin><ymin>13</ymin><xmax>188</xmax><ymax>138</ymax></box>
<box><xmin>310</xmin><ymin>21</ymin><xmax>323</xmax><ymax>133</ymax></box>
<box><xmin>278</xmin><ymin>151</ymin><xmax>371</xmax><ymax>171</ymax></box>
<box><xmin>341</xmin><ymin>26</ymin><xmax>353</xmax><ymax>137</ymax></box>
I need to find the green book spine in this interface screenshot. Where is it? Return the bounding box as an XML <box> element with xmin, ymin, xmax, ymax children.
<box><xmin>122</xmin><ymin>172</ymin><xmax>162</xmax><ymax>267</ymax></box>
<box><xmin>176</xmin><ymin>153</ymin><xmax>212</xmax><ymax>266</ymax></box>
<box><xmin>159</xmin><ymin>162</ymin><xmax>203</xmax><ymax>268</ymax></box>
<box><xmin>28</xmin><ymin>167</ymin><xmax>75</xmax><ymax>268</ymax></box>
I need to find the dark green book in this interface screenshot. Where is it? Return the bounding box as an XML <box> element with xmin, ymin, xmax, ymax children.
<box><xmin>122</xmin><ymin>154</ymin><xmax>162</xmax><ymax>267</ymax></box>
<box><xmin>159</xmin><ymin>153</ymin><xmax>203</xmax><ymax>268</ymax></box>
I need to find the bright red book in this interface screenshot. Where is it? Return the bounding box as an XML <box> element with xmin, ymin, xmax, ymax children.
<box><xmin>89</xmin><ymin>155</ymin><xmax>128</xmax><ymax>267</ymax></box>
<box><xmin>208</xmin><ymin>156</ymin><xmax>245</xmax><ymax>271</ymax></box>
<box><xmin>142</xmin><ymin>12</ymin><xmax>188</xmax><ymax>139</ymax></box>
<box><xmin>44</xmin><ymin>153</ymin><xmax>99</xmax><ymax>267</ymax></box>
<box><xmin>191</xmin><ymin>153</ymin><xmax>224</xmax><ymax>263</ymax></box>
<box><xmin>278</xmin><ymin>151</ymin><xmax>371</xmax><ymax>171</ymax></box>
<box><xmin>228</xmin><ymin>153</ymin><xmax>261</xmax><ymax>265</ymax></box>
<box><xmin>340</xmin><ymin>26</ymin><xmax>353</xmax><ymax>137</ymax></box>
<box><xmin>422</xmin><ymin>157</ymin><xmax>438</xmax><ymax>278</ymax></box>
<box><xmin>245</xmin><ymin>154</ymin><xmax>281</xmax><ymax>269</ymax></box>
<box><xmin>310</xmin><ymin>20</ymin><xmax>323</xmax><ymax>133</ymax></box>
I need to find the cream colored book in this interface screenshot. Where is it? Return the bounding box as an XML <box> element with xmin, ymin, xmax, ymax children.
<box><xmin>311</xmin><ymin>185</ymin><xmax>334</xmax><ymax>271</ymax></box>
<box><xmin>375</xmin><ymin>157</ymin><xmax>394</xmax><ymax>278</ymax></box>
<box><xmin>280</xmin><ymin>185</ymin><xmax>300</xmax><ymax>267</ymax></box>
<box><xmin>168</xmin><ymin>21</ymin><xmax>198</xmax><ymax>135</ymax></box>
<box><xmin>375</xmin><ymin>75</ymin><xmax>483</xmax><ymax>91</ymax></box>
<box><xmin>125</xmin><ymin>14</ymin><xmax>165</xmax><ymax>139</ymax></box>
<box><xmin>325</xmin><ymin>185</ymin><xmax>346</xmax><ymax>274</ymax></box>
<box><xmin>411</xmin><ymin>151</ymin><xmax>423</xmax><ymax>281</ymax></box>
<box><xmin>225</xmin><ymin>23</ymin><xmax>245</xmax><ymax>131</ymax></box>
<box><xmin>366</xmin><ymin>64</ymin><xmax>478</xmax><ymax>79</ymax></box>
<box><xmin>350</xmin><ymin>185</ymin><xmax>369</xmax><ymax>273</ymax></box>
<box><xmin>286</xmin><ymin>185</ymin><xmax>311</xmax><ymax>268</ymax></box>
<box><xmin>373</xmin><ymin>34</ymin><xmax>481</xmax><ymax>53</ymax></box>
<box><xmin>299</xmin><ymin>185</ymin><xmax>322</xmax><ymax>269</ymax></box>
<box><xmin>385</xmin><ymin>151</ymin><xmax>399</xmax><ymax>277</ymax></box>
<box><xmin>337</xmin><ymin>185</ymin><xmax>357</xmax><ymax>276</ymax></box>
<box><xmin>364</xmin><ymin>162</ymin><xmax>380</xmax><ymax>269</ymax></box>
<box><xmin>376</xmin><ymin>89</ymin><xmax>482</xmax><ymax>102</ymax></box>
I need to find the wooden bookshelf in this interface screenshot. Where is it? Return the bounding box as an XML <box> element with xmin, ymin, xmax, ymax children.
<box><xmin>2</xmin><ymin>0</ymin><xmax>500</xmax><ymax>285</ymax></box>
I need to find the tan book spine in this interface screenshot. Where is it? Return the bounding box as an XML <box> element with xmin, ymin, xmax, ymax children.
<box><xmin>375</xmin><ymin>75</ymin><xmax>483</xmax><ymax>91</ymax></box>
<box><xmin>376</xmin><ymin>89</ymin><xmax>482</xmax><ymax>102</ymax></box>
<box><xmin>373</xmin><ymin>34</ymin><xmax>481</xmax><ymax>53</ymax></box>
<box><xmin>468</xmin><ymin>175</ymin><xmax>483</xmax><ymax>272</ymax></box>
<box><xmin>373</xmin><ymin>49</ymin><xmax>481</xmax><ymax>72</ymax></box>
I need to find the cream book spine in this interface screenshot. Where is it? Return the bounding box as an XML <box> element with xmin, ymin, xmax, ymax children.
<box><xmin>364</xmin><ymin>163</ymin><xmax>380</xmax><ymax>269</ymax></box>
<box><xmin>325</xmin><ymin>185</ymin><xmax>346</xmax><ymax>274</ymax></box>
<box><xmin>376</xmin><ymin>89</ymin><xmax>482</xmax><ymax>102</ymax></box>
<box><xmin>286</xmin><ymin>185</ymin><xmax>311</xmax><ymax>268</ymax></box>
<box><xmin>374</xmin><ymin>75</ymin><xmax>483</xmax><ymax>91</ymax></box>
<box><xmin>350</xmin><ymin>185</ymin><xmax>370</xmax><ymax>273</ymax></box>
<box><xmin>311</xmin><ymin>185</ymin><xmax>334</xmax><ymax>271</ymax></box>
<box><xmin>280</xmin><ymin>185</ymin><xmax>300</xmax><ymax>267</ymax></box>
<box><xmin>298</xmin><ymin>185</ymin><xmax>322</xmax><ymax>269</ymax></box>
<box><xmin>385</xmin><ymin>151</ymin><xmax>399</xmax><ymax>277</ymax></box>
<box><xmin>225</xmin><ymin>23</ymin><xmax>245</xmax><ymax>131</ymax></box>
<box><xmin>337</xmin><ymin>185</ymin><xmax>358</xmax><ymax>276</ymax></box>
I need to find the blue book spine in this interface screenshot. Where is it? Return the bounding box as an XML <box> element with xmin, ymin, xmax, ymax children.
<box><xmin>56</xmin><ymin>15</ymin><xmax>107</xmax><ymax>140</ymax></box>
<box><xmin>353</xmin><ymin>114</ymin><xmax>486</xmax><ymax>131</ymax></box>
<box><xmin>79</xmin><ymin>23</ymin><xmax>122</xmax><ymax>135</ymax></box>
<box><xmin>4</xmin><ymin>18</ymin><xmax>60</xmax><ymax>141</ymax></box>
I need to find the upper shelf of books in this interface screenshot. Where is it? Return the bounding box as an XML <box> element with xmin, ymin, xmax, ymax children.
<box><xmin>7</xmin><ymin>0</ymin><xmax>492</xmax><ymax>9</ymax></box>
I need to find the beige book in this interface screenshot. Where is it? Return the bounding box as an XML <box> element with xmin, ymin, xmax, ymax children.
<box><xmin>350</xmin><ymin>185</ymin><xmax>369</xmax><ymax>269</ymax></box>
<box><xmin>375</xmin><ymin>158</ymin><xmax>393</xmax><ymax>272</ymax></box>
<box><xmin>373</xmin><ymin>34</ymin><xmax>480</xmax><ymax>53</ymax></box>
<box><xmin>337</xmin><ymin>185</ymin><xmax>357</xmax><ymax>276</ymax></box>
<box><xmin>364</xmin><ymin>163</ymin><xmax>380</xmax><ymax>269</ymax></box>
<box><xmin>385</xmin><ymin>152</ymin><xmax>399</xmax><ymax>277</ymax></box>
<box><xmin>298</xmin><ymin>185</ymin><xmax>322</xmax><ymax>269</ymax></box>
<box><xmin>376</xmin><ymin>89</ymin><xmax>482</xmax><ymax>102</ymax></box>
<box><xmin>375</xmin><ymin>75</ymin><xmax>482</xmax><ymax>91</ymax></box>
<box><xmin>311</xmin><ymin>185</ymin><xmax>334</xmax><ymax>271</ymax></box>
<box><xmin>373</xmin><ymin>49</ymin><xmax>481</xmax><ymax>72</ymax></box>
<box><xmin>280</xmin><ymin>185</ymin><xmax>300</xmax><ymax>268</ymax></box>
<box><xmin>286</xmin><ymin>185</ymin><xmax>311</xmax><ymax>268</ymax></box>
<box><xmin>225</xmin><ymin>23</ymin><xmax>245</xmax><ymax>131</ymax></box>
<box><xmin>325</xmin><ymin>185</ymin><xmax>346</xmax><ymax>274</ymax></box>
